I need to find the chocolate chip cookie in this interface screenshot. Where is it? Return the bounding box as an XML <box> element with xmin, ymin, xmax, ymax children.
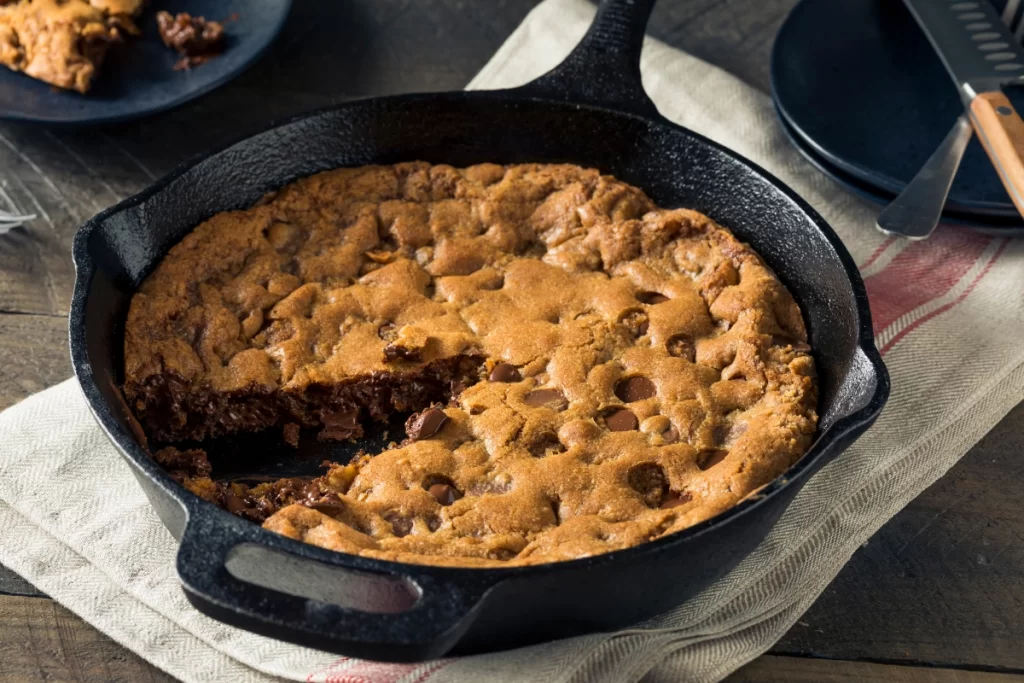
<box><xmin>127</xmin><ymin>162</ymin><xmax>818</xmax><ymax>567</ymax></box>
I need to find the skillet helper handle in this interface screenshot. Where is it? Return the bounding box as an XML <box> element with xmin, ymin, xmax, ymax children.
<box><xmin>175</xmin><ymin>512</ymin><xmax>487</xmax><ymax>661</ymax></box>
<box><xmin>969</xmin><ymin>90</ymin><xmax>1024</xmax><ymax>218</ymax></box>
<box><xmin>515</xmin><ymin>0</ymin><xmax>659</xmax><ymax>117</ymax></box>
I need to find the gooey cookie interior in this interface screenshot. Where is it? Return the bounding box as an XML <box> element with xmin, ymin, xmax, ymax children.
<box><xmin>126</xmin><ymin>162</ymin><xmax>818</xmax><ymax>567</ymax></box>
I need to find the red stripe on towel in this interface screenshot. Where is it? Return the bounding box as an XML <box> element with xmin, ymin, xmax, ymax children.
<box><xmin>880</xmin><ymin>239</ymin><xmax>1008</xmax><ymax>355</ymax></box>
<box><xmin>863</xmin><ymin>231</ymin><xmax>991</xmax><ymax>336</ymax></box>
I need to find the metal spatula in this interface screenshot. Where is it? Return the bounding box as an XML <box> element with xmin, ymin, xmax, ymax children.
<box><xmin>878</xmin><ymin>0</ymin><xmax>1023</xmax><ymax>239</ymax></box>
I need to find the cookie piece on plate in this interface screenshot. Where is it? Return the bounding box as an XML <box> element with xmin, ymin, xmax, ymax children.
<box><xmin>0</xmin><ymin>0</ymin><xmax>143</xmax><ymax>93</ymax></box>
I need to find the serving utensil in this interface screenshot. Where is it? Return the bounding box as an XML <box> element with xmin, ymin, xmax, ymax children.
<box><xmin>901</xmin><ymin>0</ymin><xmax>1024</xmax><ymax>220</ymax></box>
<box><xmin>0</xmin><ymin>208</ymin><xmax>35</xmax><ymax>234</ymax></box>
<box><xmin>878</xmin><ymin>0</ymin><xmax>1023</xmax><ymax>239</ymax></box>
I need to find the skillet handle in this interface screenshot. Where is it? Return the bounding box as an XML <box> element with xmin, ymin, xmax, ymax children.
<box><xmin>513</xmin><ymin>0</ymin><xmax>659</xmax><ymax>117</ymax></box>
<box><xmin>175</xmin><ymin>510</ymin><xmax>489</xmax><ymax>661</ymax></box>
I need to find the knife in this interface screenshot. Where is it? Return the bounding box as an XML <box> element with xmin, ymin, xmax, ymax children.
<box><xmin>904</xmin><ymin>0</ymin><xmax>1024</xmax><ymax>217</ymax></box>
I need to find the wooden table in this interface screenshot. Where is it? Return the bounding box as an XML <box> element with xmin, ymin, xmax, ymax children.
<box><xmin>1</xmin><ymin>1</ymin><xmax>1021</xmax><ymax>681</ymax></box>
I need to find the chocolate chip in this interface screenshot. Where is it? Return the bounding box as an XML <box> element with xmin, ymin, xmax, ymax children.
<box><xmin>698</xmin><ymin>449</ymin><xmax>729</xmax><ymax>471</ymax></box>
<box><xmin>223</xmin><ymin>491</ymin><xmax>251</xmax><ymax>516</ymax></box>
<box><xmin>637</xmin><ymin>291</ymin><xmax>669</xmax><ymax>304</ymax></box>
<box><xmin>604</xmin><ymin>407</ymin><xmax>639</xmax><ymax>432</ymax></box>
<box><xmin>406</xmin><ymin>406</ymin><xmax>448</xmax><ymax>441</ymax></box>
<box><xmin>318</xmin><ymin>409</ymin><xmax>361</xmax><ymax>441</ymax></box>
<box><xmin>529</xmin><ymin>433</ymin><xmax>565</xmax><ymax>458</ymax></box>
<box><xmin>714</xmin><ymin>423</ymin><xmax>746</xmax><ymax>447</ymax></box>
<box><xmin>666</xmin><ymin>334</ymin><xmax>696</xmax><ymax>361</ymax></box>
<box><xmin>615</xmin><ymin>376</ymin><xmax>656</xmax><ymax>402</ymax></box>
<box><xmin>661</xmin><ymin>424</ymin><xmax>680</xmax><ymax>444</ymax></box>
<box><xmin>627</xmin><ymin>463</ymin><xmax>668</xmax><ymax>507</ymax></box>
<box><xmin>489</xmin><ymin>362</ymin><xmax>521</xmax><ymax>382</ymax></box>
<box><xmin>383</xmin><ymin>343</ymin><xmax>421</xmax><ymax>362</ymax></box>
<box><xmin>660</xmin><ymin>490</ymin><xmax>693</xmax><ymax>509</ymax></box>
<box><xmin>382</xmin><ymin>511</ymin><xmax>414</xmax><ymax>537</ymax></box>
<box><xmin>523</xmin><ymin>388</ymin><xmax>568</xmax><ymax>410</ymax></box>
<box><xmin>619</xmin><ymin>310</ymin><xmax>649</xmax><ymax>336</ymax></box>
<box><xmin>308</xmin><ymin>493</ymin><xmax>346</xmax><ymax>518</ymax></box>
<box><xmin>428</xmin><ymin>483</ymin><xmax>461</xmax><ymax>506</ymax></box>
<box><xmin>377</xmin><ymin>322</ymin><xmax>397</xmax><ymax>341</ymax></box>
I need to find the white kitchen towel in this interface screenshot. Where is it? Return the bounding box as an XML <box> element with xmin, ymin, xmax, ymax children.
<box><xmin>2</xmin><ymin>0</ymin><xmax>1023</xmax><ymax>681</ymax></box>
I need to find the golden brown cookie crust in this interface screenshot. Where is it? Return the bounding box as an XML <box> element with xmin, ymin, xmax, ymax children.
<box><xmin>128</xmin><ymin>162</ymin><xmax>818</xmax><ymax>567</ymax></box>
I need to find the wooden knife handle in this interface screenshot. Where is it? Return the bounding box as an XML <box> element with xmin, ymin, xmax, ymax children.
<box><xmin>969</xmin><ymin>91</ymin><xmax>1024</xmax><ymax>218</ymax></box>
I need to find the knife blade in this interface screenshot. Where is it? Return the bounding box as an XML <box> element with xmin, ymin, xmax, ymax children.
<box><xmin>904</xmin><ymin>0</ymin><xmax>1024</xmax><ymax>216</ymax></box>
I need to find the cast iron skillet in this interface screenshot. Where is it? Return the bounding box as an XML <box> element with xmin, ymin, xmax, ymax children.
<box><xmin>70</xmin><ymin>0</ymin><xmax>889</xmax><ymax>663</ymax></box>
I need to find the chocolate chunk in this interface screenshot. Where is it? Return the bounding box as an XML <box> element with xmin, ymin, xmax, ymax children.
<box><xmin>627</xmin><ymin>462</ymin><xmax>668</xmax><ymax>507</ymax></box>
<box><xmin>604</xmin><ymin>407</ymin><xmax>638</xmax><ymax>432</ymax></box>
<box><xmin>489</xmin><ymin>362</ymin><xmax>521</xmax><ymax>382</ymax></box>
<box><xmin>698</xmin><ymin>449</ymin><xmax>730</xmax><ymax>471</ymax></box>
<box><xmin>660</xmin><ymin>491</ymin><xmax>693</xmax><ymax>509</ymax></box>
<box><xmin>157</xmin><ymin>11</ymin><xmax>225</xmax><ymax>56</ymax></box>
<box><xmin>666</xmin><ymin>334</ymin><xmax>696</xmax><ymax>361</ymax></box>
<box><xmin>406</xmin><ymin>406</ymin><xmax>448</xmax><ymax>441</ymax></box>
<box><xmin>378</xmin><ymin>322</ymin><xmax>398</xmax><ymax>341</ymax></box>
<box><xmin>523</xmin><ymin>388</ymin><xmax>568</xmax><ymax>410</ymax></box>
<box><xmin>448</xmin><ymin>379</ymin><xmax>467</xmax><ymax>406</ymax></box>
<box><xmin>382</xmin><ymin>511</ymin><xmax>414</xmax><ymax>537</ymax></box>
<box><xmin>307</xmin><ymin>492</ymin><xmax>346</xmax><ymax>518</ymax></box>
<box><xmin>637</xmin><ymin>291</ymin><xmax>669</xmax><ymax>304</ymax></box>
<box><xmin>714</xmin><ymin>422</ymin><xmax>747</xmax><ymax>447</ymax></box>
<box><xmin>428</xmin><ymin>483</ymin><xmax>460</xmax><ymax>506</ymax></box>
<box><xmin>383</xmin><ymin>343</ymin><xmax>422</xmax><ymax>362</ymax></box>
<box><xmin>282</xmin><ymin>422</ymin><xmax>300</xmax><ymax>448</ymax></box>
<box><xmin>223</xmin><ymin>491</ymin><xmax>251</xmax><ymax>516</ymax></box>
<box><xmin>422</xmin><ymin>474</ymin><xmax>462</xmax><ymax>506</ymax></box>
<box><xmin>319</xmin><ymin>409</ymin><xmax>361</xmax><ymax>441</ymax></box>
<box><xmin>615</xmin><ymin>376</ymin><xmax>656</xmax><ymax>403</ymax></box>
<box><xmin>661</xmin><ymin>424</ymin><xmax>680</xmax><ymax>444</ymax></box>
<box><xmin>156</xmin><ymin>11</ymin><xmax>225</xmax><ymax>69</ymax></box>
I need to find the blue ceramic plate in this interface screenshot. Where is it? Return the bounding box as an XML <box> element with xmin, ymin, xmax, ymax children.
<box><xmin>771</xmin><ymin>0</ymin><xmax>1024</xmax><ymax>221</ymax></box>
<box><xmin>0</xmin><ymin>0</ymin><xmax>291</xmax><ymax>126</ymax></box>
<box><xmin>774</xmin><ymin>102</ymin><xmax>1024</xmax><ymax>236</ymax></box>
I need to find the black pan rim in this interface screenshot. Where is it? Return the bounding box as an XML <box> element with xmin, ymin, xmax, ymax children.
<box><xmin>69</xmin><ymin>88</ymin><xmax>890</xmax><ymax>582</ymax></box>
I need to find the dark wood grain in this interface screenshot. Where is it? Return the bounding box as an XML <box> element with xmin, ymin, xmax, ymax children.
<box><xmin>0</xmin><ymin>1</ymin><xmax>1022</xmax><ymax>682</ymax></box>
<box><xmin>772</xmin><ymin>401</ymin><xmax>1024</xmax><ymax>670</ymax></box>
<box><xmin>728</xmin><ymin>655</ymin><xmax>1024</xmax><ymax>682</ymax></box>
<box><xmin>0</xmin><ymin>313</ymin><xmax>70</xmax><ymax>411</ymax></box>
<box><xmin>0</xmin><ymin>595</ymin><xmax>177</xmax><ymax>683</ymax></box>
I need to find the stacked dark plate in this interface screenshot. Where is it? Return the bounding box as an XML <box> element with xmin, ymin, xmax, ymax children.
<box><xmin>771</xmin><ymin>0</ymin><xmax>1024</xmax><ymax>235</ymax></box>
